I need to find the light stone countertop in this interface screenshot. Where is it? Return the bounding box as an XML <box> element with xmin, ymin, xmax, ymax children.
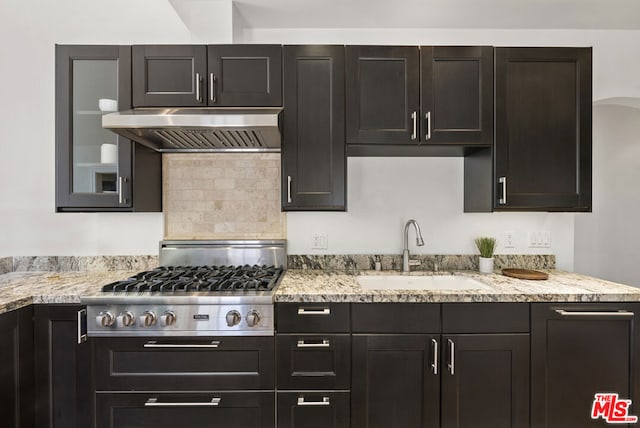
<box><xmin>0</xmin><ymin>271</ymin><xmax>137</xmax><ymax>314</ymax></box>
<box><xmin>274</xmin><ymin>269</ymin><xmax>640</xmax><ymax>303</ymax></box>
<box><xmin>1</xmin><ymin>268</ymin><xmax>640</xmax><ymax>315</ymax></box>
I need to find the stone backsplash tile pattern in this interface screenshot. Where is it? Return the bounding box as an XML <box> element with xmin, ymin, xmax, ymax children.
<box><xmin>163</xmin><ymin>153</ymin><xmax>285</xmax><ymax>239</ymax></box>
<box><xmin>11</xmin><ymin>256</ymin><xmax>158</xmax><ymax>272</ymax></box>
<box><xmin>287</xmin><ymin>254</ymin><xmax>556</xmax><ymax>273</ymax></box>
<box><xmin>0</xmin><ymin>257</ymin><xmax>12</xmax><ymax>274</ymax></box>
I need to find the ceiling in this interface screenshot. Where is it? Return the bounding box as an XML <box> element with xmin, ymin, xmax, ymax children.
<box><xmin>232</xmin><ymin>0</ymin><xmax>640</xmax><ymax>30</ymax></box>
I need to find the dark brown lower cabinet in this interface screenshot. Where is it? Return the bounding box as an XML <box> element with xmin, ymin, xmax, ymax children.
<box><xmin>34</xmin><ymin>305</ymin><xmax>90</xmax><ymax>428</ymax></box>
<box><xmin>277</xmin><ymin>391</ymin><xmax>350</xmax><ymax>428</ymax></box>
<box><xmin>441</xmin><ymin>334</ymin><xmax>530</xmax><ymax>428</ymax></box>
<box><xmin>531</xmin><ymin>303</ymin><xmax>640</xmax><ymax>428</ymax></box>
<box><xmin>0</xmin><ymin>306</ymin><xmax>34</xmax><ymax>428</ymax></box>
<box><xmin>96</xmin><ymin>392</ymin><xmax>275</xmax><ymax>428</ymax></box>
<box><xmin>276</xmin><ymin>334</ymin><xmax>350</xmax><ymax>390</ymax></box>
<box><xmin>351</xmin><ymin>334</ymin><xmax>440</xmax><ymax>428</ymax></box>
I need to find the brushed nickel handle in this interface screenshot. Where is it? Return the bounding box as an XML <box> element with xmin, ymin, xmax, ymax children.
<box><xmin>499</xmin><ymin>176</ymin><xmax>507</xmax><ymax>205</ymax></box>
<box><xmin>195</xmin><ymin>72</ymin><xmax>202</xmax><ymax>102</ymax></box>
<box><xmin>411</xmin><ymin>111</ymin><xmax>418</xmax><ymax>140</ymax></box>
<box><xmin>297</xmin><ymin>308</ymin><xmax>330</xmax><ymax>315</ymax></box>
<box><xmin>287</xmin><ymin>175</ymin><xmax>292</xmax><ymax>203</ymax></box>
<box><xmin>118</xmin><ymin>176</ymin><xmax>128</xmax><ymax>204</ymax></box>
<box><xmin>145</xmin><ymin>397</ymin><xmax>220</xmax><ymax>407</ymax></box>
<box><xmin>447</xmin><ymin>339</ymin><xmax>455</xmax><ymax>375</ymax></box>
<box><xmin>555</xmin><ymin>309</ymin><xmax>634</xmax><ymax>318</ymax></box>
<box><xmin>297</xmin><ymin>339</ymin><xmax>330</xmax><ymax>348</ymax></box>
<box><xmin>210</xmin><ymin>73</ymin><xmax>217</xmax><ymax>103</ymax></box>
<box><xmin>297</xmin><ymin>396</ymin><xmax>330</xmax><ymax>406</ymax></box>
<box><xmin>143</xmin><ymin>340</ymin><xmax>220</xmax><ymax>348</ymax></box>
<box><xmin>431</xmin><ymin>338</ymin><xmax>438</xmax><ymax>375</ymax></box>
<box><xmin>425</xmin><ymin>111</ymin><xmax>432</xmax><ymax>141</ymax></box>
<box><xmin>77</xmin><ymin>309</ymin><xmax>87</xmax><ymax>344</ymax></box>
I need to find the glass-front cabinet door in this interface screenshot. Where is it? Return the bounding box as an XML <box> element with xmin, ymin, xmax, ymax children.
<box><xmin>55</xmin><ymin>45</ymin><xmax>132</xmax><ymax>210</ymax></box>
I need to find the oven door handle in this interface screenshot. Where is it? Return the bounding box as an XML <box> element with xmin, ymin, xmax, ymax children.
<box><xmin>143</xmin><ymin>340</ymin><xmax>221</xmax><ymax>349</ymax></box>
<box><xmin>144</xmin><ymin>397</ymin><xmax>221</xmax><ymax>407</ymax></box>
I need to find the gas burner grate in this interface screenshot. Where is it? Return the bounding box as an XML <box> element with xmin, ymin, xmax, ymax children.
<box><xmin>102</xmin><ymin>265</ymin><xmax>283</xmax><ymax>294</ymax></box>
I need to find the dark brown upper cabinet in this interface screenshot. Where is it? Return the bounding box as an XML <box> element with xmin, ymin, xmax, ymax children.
<box><xmin>282</xmin><ymin>45</ymin><xmax>346</xmax><ymax>211</ymax></box>
<box><xmin>493</xmin><ymin>47</ymin><xmax>592</xmax><ymax>211</ymax></box>
<box><xmin>133</xmin><ymin>45</ymin><xmax>207</xmax><ymax>107</ymax></box>
<box><xmin>55</xmin><ymin>45</ymin><xmax>161</xmax><ymax>212</ymax></box>
<box><xmin>208</xmin><ymin>45</ymin><xmax>282</xmax><ymax>106</ymax></box>
<box><xmin>346</xmin><ymin>45</ymin><xmax>493</xmax><ymax>155</ymax></box>
<box><xmin>346</xmin><ymin>46</ymin><xmax>420</xmax><ymax>145</ymax></box>
<box><xmin>133</xmin><ymin>45</ymin><xmax>282</xmax><ymax>107</ymax></box>
<box><xmin>421</xmin><ymin>46</ymin><xmax>493</xmax><ymax>145</ymax></box>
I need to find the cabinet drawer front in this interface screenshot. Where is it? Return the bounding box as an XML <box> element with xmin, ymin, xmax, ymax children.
<box><xmin>442</xmin><ymin>303</ymin><xmax>530</xmax><ymax>333</ymax></box>
<box><xmin>352</xmin><ymin>303</ymin><xmax>440</xmax><ymax>333</ymax></box>
<box><xmin>277</xmin><ymin>391</ymin><xmax>350</xmax><ymax>428</ymax></box>
<box><xmin>276</xmin><ymin>334</ymin><xmax>350</xmax><ymax>390</ymax></box>
<box><xmin>95</xmin><ymin>392</ymin><xmax>274</xmax><ymax>428</ymax></box>
<box><xmin>94</xmin><ymin>337</ymin><xmax>274</xmax><ymax>391</ymax></box>
<box><xmin>277</xmin><ymin>303</ymin><xmax>350</xmax><ymax>333</ymax></box>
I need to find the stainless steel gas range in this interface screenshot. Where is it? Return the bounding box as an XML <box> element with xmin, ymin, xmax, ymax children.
<box><xmin>82</xmin><ymin>239</ymin><xmax>286</xmax><ymax>337</ymax></box>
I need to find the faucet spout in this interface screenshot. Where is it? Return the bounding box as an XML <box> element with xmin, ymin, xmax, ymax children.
<box><xmin>403</xmin><ymin>219</ymin><xmax>425</xmax><ymax>272</ymax></box>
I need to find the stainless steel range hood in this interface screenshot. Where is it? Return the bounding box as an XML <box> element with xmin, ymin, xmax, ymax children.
<box><xmin>102</xmin><ymin>107</ymin><xmax>283</xmax><ymax>152</ymax></box>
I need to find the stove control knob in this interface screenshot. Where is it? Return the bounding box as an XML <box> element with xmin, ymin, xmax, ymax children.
<box><xmin>139</xmin><ymin>311</ymin><xmax>157</xmax><ymax>327</ymax></box>
<box><xmin>160</xmin><ymin>311</ymin><xmax>177</xmax><ymax>326</ymax></box>
<box><xmin>117</xmin><ymin>311</ymin><xmax>136</xmax><ymax>327</ymax></box>
<box><xmin>246</xmin><ymin>310</ymin><xmax>261</xmax><ymax>327</ymax></box>
<box><xmin>225</xmin><ymin>310</ymin><xmax>241</xmax><ymax>327</ymax></box>
<box><xmin>96</xmin><ymin>311</ymin><xmax>115</xmax><ymax>328</ymax></box>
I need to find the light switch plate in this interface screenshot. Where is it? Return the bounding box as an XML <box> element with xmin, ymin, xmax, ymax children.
<box><xmin>311</xmin><ymin>233</ymin><xmax>328</xmax><ymax>250</ymax></box>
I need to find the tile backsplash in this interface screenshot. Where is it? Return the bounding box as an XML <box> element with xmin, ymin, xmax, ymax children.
<box><xmin>163</xmin><ymin>153</ymin><xmax>286</xmax><ymax>239</ymax></box>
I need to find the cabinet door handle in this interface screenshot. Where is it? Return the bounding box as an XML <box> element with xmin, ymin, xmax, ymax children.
<box><xmin>195</xmin><ymin>72</ymin><xmax>202</xmax><ymax>102</ymax></box>
<box><xmin>297</xmin><ymin>396</ymin><xmax>330</xmax><ymax>406</ymax></box>
<box><xmin>118</xmin><ymin>176</ymin><xmax>128</xmax><ymax>205</ymax></box>
<box><xmin>431</xmin><ymin>338</ymin><xmax>438</xmax><ymax>375</ymax></box>
<box><xmin>287</xmin><ymin>175</ymin><xmax>292</xmax><ymax>203</ymax></box>
<box><xmin>498</xmin><ymin>176</ymin><xmax>507</xmax><ymax>205</ymax></box>
<box><xmin>145</xmin><ymin>397</ymin><xmax>221</xmax><ymax>407</ymax></box>
<box><xmin>297</xmin><ymin>339</ymin><xmax>330</xmax><ymax>348</ymax></box>
<box><xmin>77</xmin><ymin>309</ymin><xmax>87</xmax><ymax>344</ymax></box>
<box><xmin>555</xmin><ymin>309</ymin><xmax>634</xmax><ymax>318</ymax></box>
<box><xmin>143</xmin><ymin>340</ymin><xmax>220</xmax><ymax>348</ymax></box>
<box><xmin>447</xmin><ymin>339</ymin><xmax>455</xmax><ymax>375</ymax></box>
<box><xmin>210</xmin><ymin>73</ymin><xmax>217</xmax><ymax>103</ymax></box>
<box><xmin>297</xmin><ymin>308</ymin><xmax>330</xmax><ymax>315</ymax></box>
<box><xmin>425</xmin><ymin>111</ymin><xmax>432</xmax><ymax>141</ymax></box>
<box><xmin>411</xmin><ymin>111</ymin><xmax>418</xmax><ymax>140</ymax></box>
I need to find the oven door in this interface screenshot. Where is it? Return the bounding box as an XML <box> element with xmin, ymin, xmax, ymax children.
<box><xmin>95</xmin><ymin>392</ymin><xmax>275</xmax><ymax>428</ymax></box>
<box><xmin>93</xmin><ymin>336</ymin><xmax>274</xmax><ymax>390</ymax></box>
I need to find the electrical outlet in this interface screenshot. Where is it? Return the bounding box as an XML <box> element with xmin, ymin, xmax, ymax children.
<box><xmin>504</xmin><ymin>231</ymin><xmax>515</xmax><ymax>248</ymax></box>
<box><xmin>311</xmin><ymin>233</ymin><xmax>328</xmax><ymax>250</ymax></box>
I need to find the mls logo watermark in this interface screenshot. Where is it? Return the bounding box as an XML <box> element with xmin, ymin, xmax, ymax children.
<box><xmin>591</xmin><ymin>393</ymin><xmax>638</xmax><ymax>424</ymax></box>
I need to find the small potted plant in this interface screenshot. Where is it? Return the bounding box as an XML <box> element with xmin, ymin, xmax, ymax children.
<box><xmin>474</xmin><ymin>236</ymin><xmax>497</xmax><ymax>274</ymax></box>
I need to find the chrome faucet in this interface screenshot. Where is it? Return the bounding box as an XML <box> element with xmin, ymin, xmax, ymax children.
<box><xmin>403</xmin><ymin>219</ymin><xmax>425</xmax><ymax>272</ymax></box>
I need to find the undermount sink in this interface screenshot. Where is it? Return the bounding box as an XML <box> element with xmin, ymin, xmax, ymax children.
<box><xmin>357</xmin><ymin>275</ymin><xmax>493</xmax><ymax>291</ymax></box>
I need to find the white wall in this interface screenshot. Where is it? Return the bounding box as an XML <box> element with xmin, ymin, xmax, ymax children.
<box><xmin>574</xmin><ymin>104</ymin><xmax>640</xmax><ymax>287</ymax></box>
<box><xmin>288</xmin><ymin>158</ymin><xmax>576</xmax><ymax>269</ymax></box>
<box><xmin>1</xmin><ymin>1</ymin><xmax>639</xmax><ymax>276</ymax></box>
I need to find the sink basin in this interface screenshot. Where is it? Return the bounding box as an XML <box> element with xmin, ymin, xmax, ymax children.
<box><xmin>357</xmin><ymin>275</ymin><xmax>492</xmax><ymax>291</ymax></box>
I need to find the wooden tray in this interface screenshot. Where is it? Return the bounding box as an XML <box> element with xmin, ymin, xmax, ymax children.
<box><xmin>502</xmin><ymin>268</ymin><xmax>549</xmax><ymax>280</ymax></box>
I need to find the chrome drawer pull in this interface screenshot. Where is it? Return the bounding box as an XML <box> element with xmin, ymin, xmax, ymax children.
<box><xmin>143</xmin><ymin>340</ymin><xmax>220</xmax><ymax>348</ymax></box>
<box><xmin>555</xmin><ymin>309</ymin><xmax>634</xmax><ymax>318</ymax></box>
<box><xmin>297</xmin><ymin>308</ymin><xmax>330</xmax><ymax>315</ymax></box>
<box><xmin>447</xmin><ymin>339</ymin><xmax>455</xmax><ymax>375</ymax></box>
<box><xmin>431</xmin><ymin>338</ymin><xmax>438</xmax><ymax>375</ymax></box>
<box><xmin>297</xmin><ymin>339</ymin><xmax>330</xmax><ymax>348</ymax></box>
<box><xmin>297</xmin><ymin>396</ymin><xmax>330</xmax><ymax>406</ymax></box>
<box><xmin>145</xmin><ymin>397</ymin><xmax>221</xmax><ymax>407</ymax></box>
